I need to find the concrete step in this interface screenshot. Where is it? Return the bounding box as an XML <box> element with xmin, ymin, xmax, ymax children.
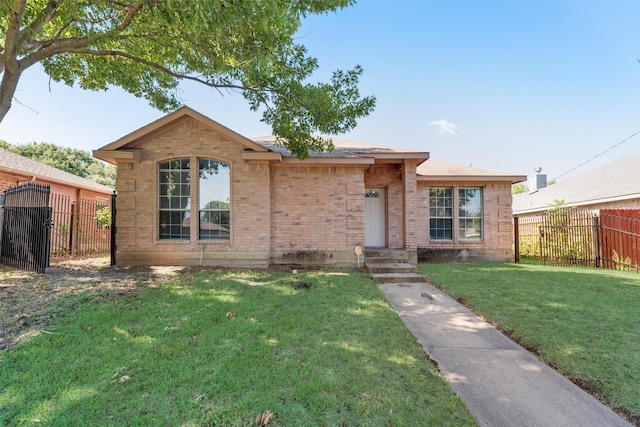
<box><xmin>366</xmin><ymin>262</ymin><xmax>417</xmax><ymax>274</ymax></box>
<box><xmin>365</xmin><ymin>256</ymin><xmax>410</xmax><ymax>265</ymax></box>
<box><xmin>370</xmin><ymin>272</ymin><xmax>425</xmax><ymax>284</ymax></box>
<box><xmin>365</xmin><ymin>249</ymin><xmax>409</xmax><ymax>260</ymax></box>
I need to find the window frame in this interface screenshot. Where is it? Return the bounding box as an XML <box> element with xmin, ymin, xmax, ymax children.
<box><xmin>458</xmin><ymin>187</ymin><xmax>483</xmax><ymax>241</ymax></box>
<box><xmin>197</xmin><ymin>159</ymin><xmax>231</xmax><ymax>241</ymax></box>
<box><xmin>158</xmin><ymin>158</ymin><xmax>192</xmax><ymax>241</ymax></box>
<box><xmin>428</xmin><ymin>185</ymin><xmax>484</xmax><ymax>243</ymax></box>
<box><xmin>429</xmin><ymin>187</ymin><xmax>453</xmax><ymax>240</ymax></box>
<box><xmin>157</xmin><ymin>157</ymin><xmax>232</xmax><ymax>243</ymax></box>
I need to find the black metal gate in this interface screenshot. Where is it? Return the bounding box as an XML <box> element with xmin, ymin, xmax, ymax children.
<box><xmin>0</xmin><ymin>183</ymin><xmax>53</xmax><ymax>273</ymax></box>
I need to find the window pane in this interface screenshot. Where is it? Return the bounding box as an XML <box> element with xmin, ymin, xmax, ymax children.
<box><xmin>199</xmin><ymin>160</ymin><xmax>230</xmax><ymax>210</ymax></box>
<box><xmin>158</xmin><ymin>159</ymin><xmax>190</xmax><ymax>240</ymax></box>
<box><xmin>159</xmin><ymin>210</ymin><xmax>190</xmax><ymax>239</ymax></box>
<box><xmin>159</xmin><ymin>196</ymin><xmax>169</xmax><ymax>209</ymax></box>
<box><xmin>199</xmin><ymin>211</ymin><xmax>231</xmax><ymax>240</ymax></box>
<box><xmin>430</xmin><ymin>218</ymin><xmax>452</xmax><ymax>240</ymax></box>
<box><xmin>459</xmin><ymin>188</ymin><xmax>483</xmax><ymax>240</ymax></box>
<box><xmin>429</xmin><ymin>187</ymin><xmax>453</xmax><ymax>240</ymax></box>
<box><xmin>199</xmin><ymin>159</ymin><xmax>230</xmax><ymax>240</ymax></box>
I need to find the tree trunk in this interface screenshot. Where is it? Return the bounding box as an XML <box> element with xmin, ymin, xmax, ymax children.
<box><xmin>0</xmin><ymin>66</ymin><xmax>22</xmax><ymax>124</ymax></box>
<box><xmin>0</xmin><ymin>0</ymin><xmax>27</xmax><ymax>123</ymax></box>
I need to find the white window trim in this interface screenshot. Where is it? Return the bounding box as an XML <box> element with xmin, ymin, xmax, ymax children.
<box><xmin>428</xmin><ymin>185</ymin><xmax>485</xmax><ymax>243</ymax></box>
<box><xmin>458</xmin><ymin>187</ymin><xmax>484</xmax><ymax>242</ymax></box>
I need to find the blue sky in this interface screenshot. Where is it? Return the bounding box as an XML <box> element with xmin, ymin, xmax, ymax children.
<box><xmin>1</xmin><ymin>0</ymin><xmax>639</xmax><ymax>181</ymax></box>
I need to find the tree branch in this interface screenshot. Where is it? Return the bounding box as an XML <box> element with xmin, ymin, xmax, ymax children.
<box><xmin>62</xmin><ymin>48</ymin><xmax>265</xmax><ymax>93</ymax></box>
<box><xmin>19</xmin><ymin>36</ymin><xmax>94</xmax><ymax>69</ymax></box>
<box><xmin>115</xmin><ymin>1</ymin><xmax>144</xmax><ymax>32</ymax></box>
<box><xmin>16</xmin><ymin>0</ymin><xmax>59</xmax><ymax>51</ymax></box>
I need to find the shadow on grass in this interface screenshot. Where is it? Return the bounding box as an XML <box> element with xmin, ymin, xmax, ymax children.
<box><xmin>0</xmin><ymin>268</ymin><xmax>477</xmax><ymax>426</ymax></box>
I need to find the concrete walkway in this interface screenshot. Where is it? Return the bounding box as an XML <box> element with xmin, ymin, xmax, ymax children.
<box><xmin>378</xmin><ymin>281</ymin><xmax>631</xmax><ymax>427</ymax></box>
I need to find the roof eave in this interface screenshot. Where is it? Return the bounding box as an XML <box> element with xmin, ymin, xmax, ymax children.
<box><xmin>369</xmin><ymin>152</ymin><xmax>430</xmax><ymax>162</ymax></box>
<box><xmin>418</xmin><ymin>174</ymin><xmax>527</xmax><ymax>183</ymax></box>
<box><xmin>93</xmin><ymin>149</ymin><xmax>143</xmax><ymax>165</ymax></box>
<box><xmin>242</xmin><ymin>151</ymin><xmax>282</xmax><ymax>161</ymax></box>
<box><xmin>279</xmin><ymin>157</ymin><xmax>375</xmax><ymax>165</ymax></box>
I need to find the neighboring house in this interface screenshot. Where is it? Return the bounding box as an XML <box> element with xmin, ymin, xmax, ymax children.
<box><xmin>1</xmin><ymin>148</ymin><xmax>114</xmax><ymax>257</ymax></box>
<box><xmin>513</xmin><ymin>154</ymin><xmax>640</xmax><ymax>216</ymax></box>
<box><xmin>94</xmin><ymin>107</ymin><xmax>525</xmax><ymax>268</ymax></box>
<box><xmin>0</xmin><ymin>148</ymin><xmax>113</xmax><ymax>200</ymax></box>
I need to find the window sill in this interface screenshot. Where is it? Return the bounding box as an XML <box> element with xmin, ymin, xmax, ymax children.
<box><xmin>428</xmin><ymin>239</ymin><xmax>485</xmax><ymax>244</ymax></box>
<box><xmin>197</xmin><ymin>240</ymin><xmax>231</xmax><ymax>245</ymax></box>
<box><xmin>156</xmin><ymin>239</ymin><xmax>191</xmax><ymax>245</ymax></box>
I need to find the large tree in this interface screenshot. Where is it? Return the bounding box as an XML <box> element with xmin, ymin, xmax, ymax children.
<box><xmin>0</xmin><ymin>0</ymin><xmax>375</xmax><ymax>158</ymax></box>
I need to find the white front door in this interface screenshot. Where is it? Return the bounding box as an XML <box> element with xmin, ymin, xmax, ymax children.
<box><xmin>365</xmin><ymin>189</ymin><xmax>386</xmax><ymax>247</ymax></box>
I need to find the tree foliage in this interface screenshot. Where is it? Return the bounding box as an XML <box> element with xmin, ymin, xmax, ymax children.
<box><xmin>512</xmin><ymin>183</ymin><xmax>527</xmax><ymax>195</ymax></box>
<box><xmin>0</xmin><ymin>140</ymin><xmax>116</xmax><ymax>186</ymax></box>
<box><xmin>0</xmin><ymin>0</ymin><xmax>376</xmax><ymax>158</ymax></box>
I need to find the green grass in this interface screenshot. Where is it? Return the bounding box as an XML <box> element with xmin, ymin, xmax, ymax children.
<box><xmin>418</xmin><ymin>261</ymin><xmax>640</xmax><ymax>423</ymax></box>
<box><xmin>0</xmin><ymin>269</ymin><xmax>476</xmax><ymax>426</ymax></box>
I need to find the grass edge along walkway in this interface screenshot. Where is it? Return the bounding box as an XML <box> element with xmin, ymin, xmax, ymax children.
<box><xmin>418</xmin><ymin>261</ymin><xmax>640</xmax><ymax>426</ymax></box>
<box><xmin>0</xmin><ymin>269</ymin><xmax>478</xmax><ymax>426</ymax></box>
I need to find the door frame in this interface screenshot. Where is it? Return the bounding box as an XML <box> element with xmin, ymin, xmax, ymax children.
<box><xmin>364</xmin><ymin>187</ymin><xmax>387</xmax><ymax>247</ymax></box>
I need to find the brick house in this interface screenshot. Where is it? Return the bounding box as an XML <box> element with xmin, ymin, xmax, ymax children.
<box><xmin>94</xmin><ymin>107</ymin><xmax>525</xmax><ymax>267</ymax></box>
<box><xmin>0</xmin><ymin>148</ymin><xmax>113</xmax><ymax>199</ymax></box>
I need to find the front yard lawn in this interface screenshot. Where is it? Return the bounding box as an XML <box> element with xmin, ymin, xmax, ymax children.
<box><xmin>418</xmin><ymin>261</ymin><xmax>640</xmax><ymax>425</ymax></box>
<box><xmin>0</xmin><ymin>267</ymin><xmax>477</xmax><ymax>426</ymax></box>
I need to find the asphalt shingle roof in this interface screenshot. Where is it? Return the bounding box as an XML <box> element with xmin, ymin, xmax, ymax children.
<box><xmin>251</xmin><ymin>136</ymin><xmax>427</xmax><ymax>158</ymax></box>
<box><xmin>417</xmin><ymin>159</ymin><xmax>525</xmax><ymax>180</ymax></box>
<box><xmin>512</xmin><ymin>153</ymin><xmax>640</xmax><ymax>214</ymax></box>
<box><xmin>0</xmin><ymin>148</ymin><xmax>113</xmax><ymax>193</ymax></box>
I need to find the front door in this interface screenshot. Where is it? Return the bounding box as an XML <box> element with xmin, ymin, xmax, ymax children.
<box><xmin>365</xmin><ymin>189</ymin><xmax>386</xmax><ymax>247</ymax></box>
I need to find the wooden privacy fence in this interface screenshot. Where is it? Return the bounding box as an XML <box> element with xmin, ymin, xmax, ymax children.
<box><xmin>599</xmin><ymin>209</ymin><xmax>640</xmax><ymax>270</ymax></box>
<box><xmin>50</xmin><ymin>193</ymin><xmax>111</xmax><ymax>258</ymax></box>
<box><xmin>514</xmin><ymin>208</ymin><xmax>640</xmax><ymax>271</ymax></box>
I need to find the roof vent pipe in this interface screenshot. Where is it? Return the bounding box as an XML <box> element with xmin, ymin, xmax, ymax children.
<box><xmin>529</xmin><ymin>167</ymin><xmax>547</xmax><ymax>193</ymax></box>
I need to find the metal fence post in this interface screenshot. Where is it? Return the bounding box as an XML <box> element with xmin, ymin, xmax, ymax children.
<box><xmin>592</xmin><ymin>215</ymin><xmax>600</xmax><ymax>268</ymax></box>
<box><xmin>68</xmin><ymin>201</ymin><xmax>75</xmax><ymax>256</ymax></box>
<box><xmin>110</xmin><ymin>191</ymin><xmax>117</xmax><ymax>266</ymax></box>
<box><xmin>514</xmin><ymin>215</ymin><xmax>520</xmax><ymax>263</ymax></box>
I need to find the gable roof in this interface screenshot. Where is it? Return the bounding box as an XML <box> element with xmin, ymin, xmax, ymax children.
<box><xmin>417</xmin><ymin>159</ymin><xmax>526</xmax><ymax>183</ymax></box>
<box><xmin>94</xmin><ymin>106</ymin><xmax>268</xmax><ymax>164</ymax></box>
<box><xmin>1</xmin><ymin>148</ymin><xmax>113</xmax><ymax>194</ymax></box>
<box><xmin>512</xmin><ymin>153</ymin><xmax>640</xmax><ymax>214</ymax></box>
